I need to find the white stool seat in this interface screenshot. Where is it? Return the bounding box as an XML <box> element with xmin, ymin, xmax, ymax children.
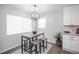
<box><xmin>31</xmin><ymin>40</ymin><xmax>42</xmax><ymax>45</ymax></box>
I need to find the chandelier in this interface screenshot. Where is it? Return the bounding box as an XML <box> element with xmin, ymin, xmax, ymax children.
<box><xmin>31</xmin><ymin>4</ymin><xmax>40</xmax><ymax>21</ymax></box>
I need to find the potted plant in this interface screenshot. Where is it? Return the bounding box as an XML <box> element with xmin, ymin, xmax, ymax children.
<box><xmin>54</xmin><ymin>32</ymin><xmax>62</xmax><ymax>47</ymax></box>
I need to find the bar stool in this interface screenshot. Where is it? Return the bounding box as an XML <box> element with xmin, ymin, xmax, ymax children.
<box><xmin>39</xmin><ymin>38</ymin><xmax>47</xmax><ymax>52</ymax></box>
<box><xmin>30</xmin><ymin>40</ymin><xmax>42</xmax><ymax>54</ymax></box>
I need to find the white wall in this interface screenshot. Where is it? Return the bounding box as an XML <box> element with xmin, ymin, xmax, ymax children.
<box><xmin>0</xmin><ymin>4</ymin><xmax>63</xmax><ymax>53</ymax></box>
<box><xmin>0</xmin><ymin>5</ymin><xmax>29</xmax><ymax>53</ymax></box>
<box><xmin>45</xmin><ymin>10</ymin><xmax>63</xmax><ymax>43</ymax></box>
<box><xmin>34</xmin><ymin>10</ymin><xmax>63</xmax><ymax>43</ymax></box>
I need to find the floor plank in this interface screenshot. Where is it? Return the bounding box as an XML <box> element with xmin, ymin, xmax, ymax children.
<box><xmin>47</xmin><ymin>44</ymin><xmax>74</xmax><ymax>54</ymax></box>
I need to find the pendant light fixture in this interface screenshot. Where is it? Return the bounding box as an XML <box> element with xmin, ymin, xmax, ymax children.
<box><xmin>31</xmin><ymin>4</ymin><xmax>40</xmax><ymax>21</ymax></box>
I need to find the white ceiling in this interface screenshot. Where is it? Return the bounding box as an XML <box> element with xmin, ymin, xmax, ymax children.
<box><xmin>9</xmin><ymin>4</ymin><xmax>77</xmax><ymax>15</ymax></box>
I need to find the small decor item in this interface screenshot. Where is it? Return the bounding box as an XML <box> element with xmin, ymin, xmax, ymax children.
<box><xmin>32</xmin><ymin>31</ymin><xmax>37</xmax><ymax>34</ymax></box>
<box><xmin>76</xmin><ymin>28</ymin><xmax>79</xmax><ymax>34</ymax></box>
<box><xmin>54</xmin><ymin>32</ymin><xmax>62</xmax><ymax>47</ymax></box>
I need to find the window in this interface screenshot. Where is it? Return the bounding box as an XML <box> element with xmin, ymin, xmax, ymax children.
<box><xmin>38</xmin><ymin>18</ymin><xmax>46</xmax><ymax>29</ymax></box>
<box><xmin>21</xmin><ymin>17</ymin><xmax>32</xmax><ymax>33</ymax></box>
<box><xmin>7</xmin><ymin>14</ymin><xmax>32</xmax><ymax>35</ymax></box>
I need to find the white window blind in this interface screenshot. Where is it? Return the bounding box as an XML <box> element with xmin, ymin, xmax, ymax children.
<box><xmin>7</xmin><ymin>14</ymin><xmax>32</xmax><ymax>35</ymax></box>
<box><xmin>22</xmin><ymin>18</ymin><xmax>32</xmax><ymax>33</ymax></box>
<box><xmin>38</xmin><ymin>18</ymin><xmax>46</xmax><ymax>29</ymax></box>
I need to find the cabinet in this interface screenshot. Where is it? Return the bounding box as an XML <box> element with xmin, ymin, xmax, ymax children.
<box><xmin>63</xmin><ymin>35</ymin><xmax>71</xmax><ymax>50</ymax></box>
<box><xmin>72</xmin><ymin>36</ymin><xmax>79</xmax><ymax>52</ymax></box>
<box><xmin>63</xmin><ymin>7</ymin><xmax>72</xmax><ymax>25</ymax></box>
<box><xmin>72</xmin><ymin>6</ymin><xmax>79</xmax><ymax>25</ymax></box>
<box><xmin>63</xmin><ymin>35</ymin><xmax>79</xmax><ymax>52</ymax></box>
<box><xmin>63</xmin><ymin>5</ymin><xmax>79</xmax><ymax>25</ymax></box>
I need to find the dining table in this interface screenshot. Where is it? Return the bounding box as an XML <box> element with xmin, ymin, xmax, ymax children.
<box><xmin>21</xmin><ymin>32</ymin><xmax>45</xmax><ymax>54</ymax></box>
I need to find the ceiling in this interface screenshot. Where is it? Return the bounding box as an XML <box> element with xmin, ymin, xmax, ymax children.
<box><xmin>8</xmin><ymin>4</ymin><xmax>77</xmax><ymax>15</ymax></box>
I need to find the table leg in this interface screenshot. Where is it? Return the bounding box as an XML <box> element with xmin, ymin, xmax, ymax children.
<box><xmin>46</xmin><ymin>39</ymin><xmax>47</xmax><ymax>49</ymax></box>
<box><xmin>43</xmin><ymin>41</ymin><xmax>45</xmax><ymax>52</ymax></box>
<box><xmin>39</xmin><ymin>42</ymin><xmax>41</xmax><ymax>54</ymax></box>
<box><xmin>21</xmin><ymin>36</ymin><xmax>23</xmax><ymax>54</ymax></box>
<box><xmin>29</xmin><ymin>44</ymin><xmax>32</xmax><ymax>54</ymax></box>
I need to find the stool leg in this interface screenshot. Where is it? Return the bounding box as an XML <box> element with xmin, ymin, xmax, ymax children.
<box><xmin>35</xmin><ymin>45</ymin><xmax>37</xmax><ymax>54</ymax></box>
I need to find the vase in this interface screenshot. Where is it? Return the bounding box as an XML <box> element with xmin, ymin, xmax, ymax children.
<box><xmin>32</xmin><ymin>31</ymin><xmax>37</xmax><ymax>34</ymax></box>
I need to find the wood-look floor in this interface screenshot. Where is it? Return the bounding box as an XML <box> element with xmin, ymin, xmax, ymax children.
<box><xmin>47</xmin><ymin>44</ymin><xmax>74</xmax><ymax>54</ymax></box>
<box><xmin>1</xmin><ymin>44</ymin><xmax>75</xmax><ymax>54</ymax></box>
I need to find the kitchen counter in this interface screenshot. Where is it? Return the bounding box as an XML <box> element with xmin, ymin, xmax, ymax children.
<box><xmin>63</xmin><ymin>33</ymin><xmax>79</xmax><ymax>53</ymax></box>
<box><xmin>62</xmin><ymin>33</ymin><xmax>79</xmax><ymax>36</ymax></box>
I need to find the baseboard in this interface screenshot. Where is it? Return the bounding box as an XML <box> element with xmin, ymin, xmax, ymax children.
<box><xmin>63</xmin><ymin>48</ymin><xmax>79</xmax><ymax>54</ymax></box>
<box><xmin>47</xmin><ymin>41</ymin><xmax>56</xmax><ymax>45</ymax></box>
<box><xmin>0</xmin><ymin>44</ymin><xmax>20</xmax><ymax>54</ymax></box>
